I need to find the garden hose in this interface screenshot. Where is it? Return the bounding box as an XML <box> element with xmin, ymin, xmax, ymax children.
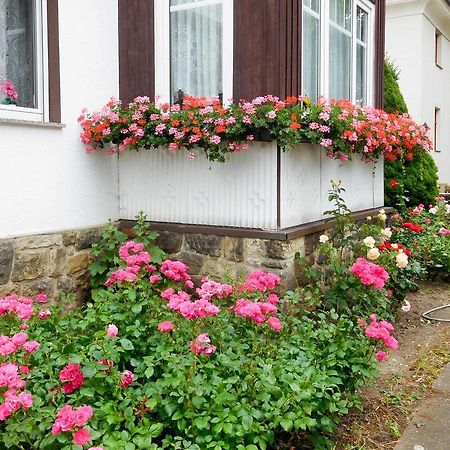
<box><xmin>422</xmin><ymin>304</ymin><xmax>450</xmax><ymax>322</ymax></box>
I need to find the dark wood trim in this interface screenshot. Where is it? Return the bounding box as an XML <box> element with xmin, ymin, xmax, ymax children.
<box><xmin>119</xmin><ymin>208</ymin><xmax>393</xmax><ymax>242</ymax></box>
<box><xmin>233</xmin><ymin>0</ymin><xmax>301</xmax><ymax>101</ymax></box>
<box><xmin>47</xmin><ymin>0</ymin><xmax>61</xmax><ymax>123</ymax></box>
<box><xmin>118</xmin><ymin>0</ymin><xmax>155</xmax><ymax>104</ymax></box>
<box><xmin>374</xmin><ymin>0</ymin><xmax>386</xmax><ymax>109</ymax></box>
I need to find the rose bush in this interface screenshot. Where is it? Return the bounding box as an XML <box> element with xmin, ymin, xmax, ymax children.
<box><xmin>0</xmin><ymin>194</ymin><xmax>423</xmax><ymax>449</ymax></box>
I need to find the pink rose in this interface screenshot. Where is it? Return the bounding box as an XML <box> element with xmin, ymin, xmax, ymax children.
<box><xmin>38</xmin><ymin>309</ymin><xmax>51</xmax><ymax>319</ymax></box>
<box><xmin>157</xmin><ymin>321</ymin><xmax>174</xmax><ymax>332</ymax></box>
<box><xmin>22</xmin><ymin>341</ymin><xmax>40</xmax><ymax>354</ymax></box>
<box><xmin>73</xmin><ymin>428</ymin><xmax>91</xmax><ymax>446</ymax></box>
<box><xmin>120</xmin><ymin>370</ymin><xmax>134</xmax><ymax>388</ymax></box>
<box><xmin>11</xmin><ymin>332</ymin><xmax>28</xmax><ymax>346</ymax></box>
<box><xmin>376</xmin><ymin>350</ymin><xmax>388</xmax><ymax>362</ymax></box>
<box><xmin>149</xmin><ymin>274</ymin><xmax>161</xmax><ymax>283</ymax></box>
<box><xmin>267</xmin><ymin>316</ymin><xmax>282</xmax><ymax>332</ymax></box>
<box><xmin>36</xmin><ymin>294</ymin><xmax>48</xmax><ymax>303</ymax></box>
<box><xmin>107</xmin><ymin>324</ymin><xmax>118</xmax><ymax>338</ymax></box>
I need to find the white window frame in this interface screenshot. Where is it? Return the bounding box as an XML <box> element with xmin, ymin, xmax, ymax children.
<box><xmin>0</xmin><ymin>0</ymin><xmax>49</xmax><ymax>122</ymax></box>
<box><xmin>302</xmin><ymin>0</ymin><xmax>375</xmax><ymax>106</ymax></box>
<box><xmin>154</xmin><ymin>0</ymin><xmax>233</xmax><ymax>105</ymax></box>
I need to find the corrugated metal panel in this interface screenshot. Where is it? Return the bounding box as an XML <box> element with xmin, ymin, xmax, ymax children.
<box><xmin>118</xmin><ymin>143</ymin><xmax>278</xmax><ymax>229</ymax></box>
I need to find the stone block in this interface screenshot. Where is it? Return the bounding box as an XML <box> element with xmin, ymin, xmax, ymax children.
<box><xmin>243</xmin><ymin>239</ymin><xmax>266</xmax><ymax>260</ymax></box>
<box><xmin>185</xmin><ymin>234</ymin><xmax>221</xmax><ymax>257</ymax></box>
<box><xmin>223</xmin><ymin>237</ymin><xmax>244</xmax><ymax>262</ymax></box>
<box><xmin>50</xmin><ymin>248</ymin><xmax>66</xmax><ymax>277</ymax></box>
<box><xmin>304</xmin><ymin>232</ymin><xmax>322</xmax><ymax>255</ymax></box>
<box><xmin>0</xmin><ymin>283</ymin><xmax>18</xmax><ymax>297</ymax></box>
<box><xmin>67</xmin><ymin>251</ymin><xmax>92</xmax><ymax>275</ymax></box>
<box><xmin>62</xmin><ymin>231</ymin><xmax>77</xmax><ymax>247</ymax></box>
<box><xmin>261</xmin><ymin>259</ymin><xmax>288</xmax><ymax>270</ymax></box>
<box><xmin>15</xmin><ymin>234</ymin><xmax>62</xmax><ymax>250</ymax></box>
<box><xmin>21</xmin><ymin>278</ymin><xmax>55</xmax><ymax>297</ymax></box>
<box><xmin>75</xmin><ymin>228</ymin><xmax>103</xmax><ymax>251</ymax></box>
<box><xmin>57</xmin><ymin>276</ymin><xmax>74</xmax><ymax>294</ymax></box>
<box><xmin>0</xmin><ymin>240</ymin><xmax>14</xmax><ymax>284</ymax></box>
<box><xmin>12</xmin><ymin>250</ymin><xmax>49</xmax><ymax>282</ymax></box>
<box><xmin>156</xmin><ymin>231</ymin><xmax>183</xmax><ymax>254</ymax></box>
<box><xmin>177</xmin><ymin>252</ymin><xmax>204</xmax><ymax>275</ymax></box>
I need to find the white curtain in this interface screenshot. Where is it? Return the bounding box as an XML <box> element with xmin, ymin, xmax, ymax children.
<box><xmin>0</xmin><ymin>0</ymin><xmax>34</xmax><ymax>107</ymax></box>
<box><xmin>170</xmin><ymin>1</ymin><xmax>223</xmax><ymax>100</ymax></box>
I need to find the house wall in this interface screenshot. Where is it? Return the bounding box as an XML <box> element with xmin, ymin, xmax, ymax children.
<box><xmin>386</xmin><ymin>0</ymin><xmax>450</xmax><ymax>183</ymax></box>
<box><xmin>0</xmin><ymin>0</ymin><xmax>120</xmax><ymax>240</ymax></box>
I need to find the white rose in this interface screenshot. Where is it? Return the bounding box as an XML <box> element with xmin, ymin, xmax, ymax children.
<box><xmin>429</xmin><ymin>207</ymin><xmax>437</xmax><ymax>215</ymax></box>
<box><xmin>366</xmin><ymin>216</ymin><xmax>372</xmax><ymax>221</ymax></box>
<box><xmin>319</xmin><ymin>234</ymin><xmax>329</xmax><ymax>244</ymax></box>
<box><xmin>396</xmin><ymin>252</ymin><xmax>409</xmax><ymax>269</ymax></box>
<box><xmin>391</xmin><ymin>243</ymin><xmax>398</xmax><ymax>249</ymax></box>
<box><xmin>381</xmin><ymin>227</ymin><xmax>392</xmax><ymax>239</ymax></box>
<box><xmin>367</xmin><ymin>248</ymin><xmax>380</xmax><ymax>260</ymax></box>
<box><xmin>331</xmin><ymin>179</ymin><xmax>342</xmax><ymax>188</ymax></box>
<box><xmin>363</xmin><ymin>236</ymin><xmax>376</xmax><ymax>248</ymax></box>
<box><xmin>401</xmin><ymin>300</ymin><xmax>411</xmax><ymax>312</ymax></box>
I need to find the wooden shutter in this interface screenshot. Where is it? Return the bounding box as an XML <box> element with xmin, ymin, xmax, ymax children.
<box><xmin>374</xmin><ymin>0</ymin><xmax>386</xmax><ymax>109</ymax></box>
<box><xmin>233</xmin><ymin>0</ymin><xmax>301</xmax><ymax>101</ymax></box>
<box><xmin>47</xmin><ymin>0</ymin><xmax>61</xmax><ymax>123</ymax></box>
<box><xmin>118</xmin><ymin>0</ymin><xmax>155</xmax><ymax>104</ymax></box>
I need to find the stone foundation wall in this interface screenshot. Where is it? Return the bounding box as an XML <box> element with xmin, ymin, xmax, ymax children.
<box><xmin>154</xmin><ymin>230</ymin><xmax>323</xmax><ymax>290</ymax></box>
<box><xmin>0</xmin><ymin>227</ymin><xmax>103</xmax><ymax>300</ymax></box>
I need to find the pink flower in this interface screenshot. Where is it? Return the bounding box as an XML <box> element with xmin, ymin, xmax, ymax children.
<box><xmin>22</xmin><ymin>341</ymin><xmax>40</xmax><ymax>354</ymax></box>
<box><xmin>38</xmin><ymin>309</ymin><xmax>51</xmax><ymax>319</ymax></box>
<box><xmin>17</xmin><ymin>392</ymin><xmax>33</xmax><ymax>409</ymax></box>
<box><xmin>190</xmin><ymin>333</ymin><xmax>216</xmax><ymax>356</ymax></box>
<box><xmin>73</xmin><ymin>405</ymin><xmax>93</xmax><ymax>426</ymax></box>
<box><xmin>401</xmin><ymin>300</ymin><xmax>411</xmax><ymax>312</ymax></box>
<box><xmin>350</xmin><ymin>258</ymin><xmax>389</xmax><ymax>290</ymax></box>
<box><xmin>157</xmin><ymin>321</ymin><xmax>174</xmax><ymax>332</ymax></box>
<box><xmin>59</xmin><ymin>363</ymin><xmax>84</xmax><ymax>394</ymax></box>
<box><xmin>11</xmin><ymin>332</ymin><xmax>28</xmax><ymax>346</ymax></box>
<box><xmin>376</xmin><ymin>350</ymin><xmax>388</xmax><ymax>362</ymax></box>
<box><xmin>73</xmin><ymin>428</ymin><xmax>91</xmax><ymax>446</ymax></box>
<box><xmin>120</xmin><ymin>370</ymin><xmax>134</xmax><ymax>388</ymax></box>
<box><xmin>36</xmin><ymin>293</ymin><xmax>48</xmax><ymax>303</ymax></box>
<box><xmin>149</xmin><ymin>274</ymin><xmax>161</xmax><ymax>283</ymax></box>
<box><xmin>107</xmin><ymin>324</ymin><xmax>118</xmax><ymax>338</ymax></box>
<box><xmin>267</xmin><ymin>316</ymin><xmax>282</xmax><ymax>332</ymax></box>
<box><xmin>267</xmin><ymin>294</ymin><xmax>279</xmax><ymax>305</ymax></box>
<box><xmin>19</xmin><ymin>366</ymin><xmax>30</xmax><ymax>375</ymax></box>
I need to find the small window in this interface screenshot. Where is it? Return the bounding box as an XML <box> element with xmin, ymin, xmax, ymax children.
<box><xmin>0</xmin><ymin>0</ymin><xmax>47</xmax><ymax>121</ymax></box>
<box><xmin>155</xmin><ymin>0</ymin><xmax>233</xmax><ymax>104</ymax></box>
<box><xmin>434</xmin><ymin>107</ymin><xmax>440</xmax><ymax>152</ymax></box>
<box><xmin>435</xmin><ymin>29</ymin><xmax>443</xmax><ymax>68</ymax></box>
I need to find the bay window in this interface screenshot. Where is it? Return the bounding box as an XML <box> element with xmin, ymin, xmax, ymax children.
<box><xmin>155</xmin><ymin>0</ymin><xmax>233</xmax><ymax>104</ymax></box>
<box><xmin>302</xmin><ymin>0</ymin><xmax>374</xmax><ymax>105</ymax></box>
<box><xmin>0</xmin><ymin>0</ymin><xmax>48</xmax><ymax>121</ymax></box>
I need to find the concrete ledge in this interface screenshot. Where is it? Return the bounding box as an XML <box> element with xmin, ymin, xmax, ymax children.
<box><xmin>0</xmin><ymin>118</ymin><xmax>66</xmax><ymax>129</ymax></box>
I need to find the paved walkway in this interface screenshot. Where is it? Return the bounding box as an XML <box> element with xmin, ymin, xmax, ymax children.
<box><xmin>394</xmin><ymin>363</ymin><xmax>450</xmax><ymax>450</ymax></box>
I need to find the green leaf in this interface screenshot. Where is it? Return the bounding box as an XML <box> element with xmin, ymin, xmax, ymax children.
<box><xmin>120</xmin><ymin>338</ymin><xmax>134</xmax><ymax>350</ymax></box>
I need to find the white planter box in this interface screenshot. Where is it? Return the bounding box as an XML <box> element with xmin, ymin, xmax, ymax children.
<box><xmin>118</xmin><ymin>142</ymin><xmax>384</xmax><ymax>230</ymax></box>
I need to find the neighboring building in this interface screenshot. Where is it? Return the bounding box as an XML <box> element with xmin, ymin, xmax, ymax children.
<box><xmin>0</xmin><ymin>0</ymin><xmax>386</xmax><ymax>298</ymax></box>
<box><xmin>385</xmin><ymin>0</ymin><xmax>450</xmax><ymax>182</ymax></box>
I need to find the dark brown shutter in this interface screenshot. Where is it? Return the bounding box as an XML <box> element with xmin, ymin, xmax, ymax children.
<box><xmin>119</xmin><ymin>0</ymin><xmax>155</xmax><ymax>104</ymax></box>
<box><xmin>233</xmin><ymin>0</ymin><xmax>301</xmax><ymax>101</ymax></box>
<box><xmin>47</xmin><ymin>0</ymin><xmax>61</xmax><ymax>123</ymax></box>
<box><xmin>374</xmin><ymin>0</ymin><xmax>386</xmax><ymax>109</ymax></box>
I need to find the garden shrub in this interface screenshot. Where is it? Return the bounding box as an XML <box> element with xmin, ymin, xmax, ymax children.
<box><xmin>383</xmin><ymin>60</ymin><xmax>439</xmax><ymax>208</ymax></box>
<box><xmin>392</xmin><ymin>197</ymin><xmax>450</xmax><ymax>278</ymax></box>
<box><xmin>384</xmin><ymin>152</ymin><xmax>439</xmax><ymax>208</ymax></box>
<box><xmin>0</xmin><ymin>184</ymin><xmax>423</xmax><ymax>449</ymax></box>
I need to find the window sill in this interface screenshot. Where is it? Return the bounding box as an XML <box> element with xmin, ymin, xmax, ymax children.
<box><xmin>0</xmin><ymin>118</ymin><xmax>66</xmax><ymax>129</ymax></box>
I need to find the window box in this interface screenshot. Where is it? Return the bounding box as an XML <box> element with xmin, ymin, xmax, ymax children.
<box><xmin>118</xmin><ymin>142</ymin><xmax>384</xmax><ymax>230</ymax></box>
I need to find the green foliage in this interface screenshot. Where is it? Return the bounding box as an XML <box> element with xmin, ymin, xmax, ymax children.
<box><xmin>384</xmin><ymin>152</ymin><xmax>439</xmax><ymax>208</ymax></box>
<box><xmin>383</xmin><ymin>60</ymin><xmax>408</xmax><ymax>114</ymax></box>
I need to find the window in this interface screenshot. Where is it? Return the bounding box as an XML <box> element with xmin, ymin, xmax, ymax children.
<box><xmin>0</xmin><ymin>0</ymin><xmax>48</xmax><ymax>121</ymax></box>
<box><xmin>434</xmin><ymin>107</ymin><xmax>440</xmax><ymax>152</ymax></box>
<box><xmin>155</xmin><ymin>0</ymin><xmax>233</xmax><ymax>104</ymax></box>
<box><xmin>301</xmin><ymin>0</ymin><xmax>374</xmax><ymax>105</ymax></box>
<box><xmin>435</xmin><ymin>29</ymin><xmax>443</xmax><ymax>68</ymax></box>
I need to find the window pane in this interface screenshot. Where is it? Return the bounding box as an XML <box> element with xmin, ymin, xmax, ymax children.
<box><xmin>303</xmin><ymin>0</ymin><xmax>320</xmax><ymax>13</ymax></box>
<box><xmin>0</xmin><ymin>0</ymin><xmax>36</xmax><ymax>108</ymax></box>
<box><xmin>356</xmin><ymin>7</ymin><xmax>368</xmax><ymax>105</ymax></box>
<box><xmin>357</xmin><ymin>6</ymin><xmax>368</xmax><ymax>42</ymax></box>
<box><xmin>170</xmin><ymin>3</ymin><xmax>222</xmax><ymax>100</ymax></box>
<box><xmin>330</xmin><ymin>0</ymin><xmax>352</xmax><ymax>31</ymax></box>
<box><xmin>302</xmin><ymin>9</ymin><xmax>320</xmax><ymax>100</ymax></box>
<box><xmin>329</xmin><ymin>26</ymin><xmax>351</xmax><ymax>99</ymax></box>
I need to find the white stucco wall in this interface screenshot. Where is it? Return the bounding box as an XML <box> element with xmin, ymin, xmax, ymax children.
<box><xmin>386</xmin><ymin>0</ymin><xmax>450</xmax><ymax>183</ymax></box>
<box><xmin>0</xmin><ymin>1</ymin><xmax>119</xmax><ymax>238</ymax></box>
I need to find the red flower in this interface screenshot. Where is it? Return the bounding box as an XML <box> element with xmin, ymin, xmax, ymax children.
<box><xmin>290</xmin><ymin>122</ymin><xmax>301</xmax><ymax>130</ymax></box>
<box><xmin>389</xmin><ymin>179</ymin><xmax>399</xmax><ymax>188</ymax></box>
<box><xmin>402</xmin><ymin>222</ymin><xmax>423</xmax><ymax>233</ymax></box>
<box><xmin>59</xmin><ymin>363</ymin><xmax>84</xmax><ymax>394</ymax></box>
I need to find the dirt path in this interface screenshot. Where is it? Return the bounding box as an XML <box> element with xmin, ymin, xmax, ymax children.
<box><xmin>333</xmin><ymin>281</ymin><xmax>450</xmax><ymax>450</ymax></box>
